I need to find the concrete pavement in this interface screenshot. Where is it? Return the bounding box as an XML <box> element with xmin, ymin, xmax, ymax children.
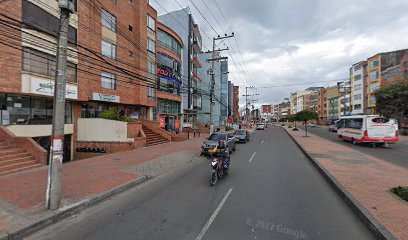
<box><xmin>28</xmin><ymin>126</ymin><xmax>375</xmax><ymax>240</ymax></box>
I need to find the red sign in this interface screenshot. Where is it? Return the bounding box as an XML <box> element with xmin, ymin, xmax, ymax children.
<box><xmin>160</xmin><ymin>118</ymin><xmax>165</xmax><ymax>128</ymax></box>
<box><xmin>175</xmin><ymin>120</ymin><xmax>180</xmax><ymax>130</ymax></box>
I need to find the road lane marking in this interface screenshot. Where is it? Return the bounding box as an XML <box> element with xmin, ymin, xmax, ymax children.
<box><xmin>195</xmin><ymin>188</ymin><xmax>233</xmax><ymax>240</ymax></box>
<box><xmin>261</xmin><ymin>140</ymin><xmax>264</xmax><ymax>144</ymax></box>
<box><xmin>249</xmin><ymin>152</ymin><xmax>256</xmax><ymax>163</ymax></box>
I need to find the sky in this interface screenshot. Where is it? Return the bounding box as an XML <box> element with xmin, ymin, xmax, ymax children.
<box><xmin>150</xmin><ymin>0</ymin><xmax>408</xmax><ymax>108</ymax></box>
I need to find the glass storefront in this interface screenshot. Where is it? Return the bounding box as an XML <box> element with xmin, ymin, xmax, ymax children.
<box><xmin>155</xmin><ymin>99</ymin><xmax>181</xmax><ymax>131</ymax></box>
<box><xmin>157</xmin><ymin>52</ymin><xmax>182</xmax><ymax>95</ymax></box>
<box><xmin>0</xmin><ymin>94</ymin><xmax>72</xmax><ymax>125</ymax></box>
<box><xmin>81</xmin><ymin>102</ymin><xmax>147</xmax><ymax>120</ymax></box>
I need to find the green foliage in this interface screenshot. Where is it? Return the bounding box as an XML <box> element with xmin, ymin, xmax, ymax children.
<box><xmin>295</xmin><ymin>110</ymin><xmax>318</xmax><ymax>123</ymax></box>
<box><xmin>99</xmin><ymin>108</ymin><xmax>132</xmax><ymax>122</ymax></box>
<box><xmin>279</xmin><ymin>117</ymin><xmax>288</xmax><ymax>122</ymax></box>
<box><xmin>391</xmin><ymin>186</ymin><xmax>408</xmax><ymax>202</ymax></box>
<box><xmin>374</xmin><ymin>78</ymin><xmax>408</xmax><ymax>127</ymax></box>
<box><xmin>225</xmin><ymin>126</ymin><xmax>234</xmax><ymax>131</ymax></box>
<box><xmin>287</xmin><ymin>115</ymin><xmax>297</xmax><ymax>123</ymax></box>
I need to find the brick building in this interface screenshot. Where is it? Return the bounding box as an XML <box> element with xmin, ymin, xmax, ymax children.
<box><xmin>233</xmin><ymin>86</ymin><xmax>240</xmax><ymax>122</ymax></box>
<box><xmin>0</xmin><ymin>0</ymin><xmax>173</xmax><ymax>171</ymax></box>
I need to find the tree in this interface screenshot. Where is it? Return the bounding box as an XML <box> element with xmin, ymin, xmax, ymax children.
<box><xmin>375</xmin><ymin>78</ymin><xmax>408</xmax><ymax>128</ymax></box>
<box><xmin>295</xmin><ymin>110</ymin><xmax>319</xmax><ymax>136</ymax></box>
<box><xmin>288</xmin><ymin>115</ymin><xmax>299</xmax><ymax>130</ymax></box>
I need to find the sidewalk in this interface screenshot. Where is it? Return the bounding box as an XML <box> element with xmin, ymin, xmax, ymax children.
<box><xmin>0</xmin><ymin>135</ymin><xmax>207</xmax><ymax>239</ymax></box>
<box><xmin>283</xmin><ymin>126</ymin><xmax>408</xmax><ymax>239</ymax></box>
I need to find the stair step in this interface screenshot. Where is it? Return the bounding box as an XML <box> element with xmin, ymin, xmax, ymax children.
<box><xmin>0</xmin><ymin>156</ymin><xmax>34</xmax><ymax>167</ymax></box>
<box><xmin>0</xmin><ymin>152</ymin><xmax>31</xmax><ymax>161</ymax></box>
<box><xmin>0</xmin><ymin>149</ymin><xmax>27</xmax><ymax>156</ymax></box>
<box><xmin>0</xmin><ymin>160</ymin><xmax>39</xmax><ymax>173</ymax></box>
<box><xmin>0</xmin><ymin>163</ymin><xmax>42</xmax><ymax>176</ymax></box>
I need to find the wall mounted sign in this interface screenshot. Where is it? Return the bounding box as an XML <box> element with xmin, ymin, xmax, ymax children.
<box><xmin>92</xmin><ymin>92</ymin><xmax>120</xmax><ymax>103</ymax></box>
<box><xmin>30</xmin><ymin>77</ymin><xmax>78</xmax><ymax>99</ymax></box>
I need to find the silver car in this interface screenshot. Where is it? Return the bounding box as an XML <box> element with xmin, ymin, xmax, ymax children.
<box><xmin>201</xmin><ymin>132</ymin><xmax>236</xmax><ymax>155</ymax></box>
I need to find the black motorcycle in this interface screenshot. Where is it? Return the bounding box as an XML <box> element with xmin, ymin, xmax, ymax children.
<box><xmin>210</xmin><ymin>155</ymin><xmax>229</xmax><ymax>186</ymax></box>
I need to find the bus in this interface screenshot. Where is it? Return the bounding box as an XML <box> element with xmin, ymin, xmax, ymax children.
<box><xmin>337</xmin><ymin>115</ymin><xmax>398</xmax><ymax>146</ymax></box>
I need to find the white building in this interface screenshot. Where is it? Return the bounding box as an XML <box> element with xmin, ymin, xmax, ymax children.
<box><xmin>350</xmin><ymin>61</ymin><xmax>367</xmax><ymax>115</ymax></box>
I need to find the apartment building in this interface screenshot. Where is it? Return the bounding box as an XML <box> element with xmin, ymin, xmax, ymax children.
<box><xmin>159</xmin><ymin>7</ymin><xmax>203</xmax><ymax>124</ymax></box>
<box><xmin>227</xmin><ymin>81</ymin><xmax>234</xmax><ymax>120</ymax></box>
<box><xmin>349</xmin><ymin>61</ymin><xmax>367</xmax><ymax>115</ymax></box>
<box><xmin>366</xmin><ymin>49</ymin><xmax>408</xmax><ymax>114</ymax></box>
<box><xmin>220</xmin><ymin>61</ymin><xmax>229</xmax><ymax>125</ymax></box>
<box><xmin>317</xmin><ymin>88</ymin><xmax>328</xmax><ymax>124</ymax></box>
<box><xmin>326</xmin><ymin>85</ymin><xmax>340</xmax><ymax>121</ymax></box>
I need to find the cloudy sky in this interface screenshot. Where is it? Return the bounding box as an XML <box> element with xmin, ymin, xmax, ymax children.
<box><xmin>150</xmin><ymin>0</ymin><xmax>408</xmax><ymax>107</ymax></box>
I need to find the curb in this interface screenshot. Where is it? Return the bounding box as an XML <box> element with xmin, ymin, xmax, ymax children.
<box><xmin>1</xmin><ymin>175</ymin><xmax>149</xmax><ymax>240</ymax></box>
<box><xmin>280</xmin><ymin>126</ymin><xmax>396</xmax><ymax>240</ymax></box>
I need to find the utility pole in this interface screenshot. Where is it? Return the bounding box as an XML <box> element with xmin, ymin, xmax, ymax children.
<box><xmin>208</xmin><ymin>33</ymin><xmax>233</xmax><ymax>134</ymax></box>
<box><xmin>46</xmin><ymin>0</ymin><xmax>74</xmax><ymax>210</ymax></box>
<box><xmin>242</xmin><ymin>86</ymin><xmax>254</xmax><ymax>123</ymax></box>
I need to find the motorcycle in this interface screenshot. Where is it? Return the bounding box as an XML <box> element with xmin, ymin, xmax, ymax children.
<box><xmin>210</xmin><ymin>155</ymin><xmax>229</xmax><ymax>186</ymax></box>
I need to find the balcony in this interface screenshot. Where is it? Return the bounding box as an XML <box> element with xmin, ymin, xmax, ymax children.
<box><xmin>192</xmin><ymin>38</ymin><xmax>202</xmax><ymax>53</ymax></box>
<box><xmin>192</xmin><ymin>56</ymin><xmax>202</xmax><ymax>68</ymax></box>
<box><xmin>193</xmin><ymin>73</ymin><xmax>202</xmax><ymax>81</ymax></box>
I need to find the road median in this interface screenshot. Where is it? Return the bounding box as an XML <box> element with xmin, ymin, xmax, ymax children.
<box><xmin>280</xmin><ymin>125</ymin><xmax>407</xmax><ymax>240</ymax></box>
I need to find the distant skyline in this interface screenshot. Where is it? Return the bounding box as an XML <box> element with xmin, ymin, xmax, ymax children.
<box><xmin>150</xmin><ymin>0</ymin><xmax>408</xmax><ymax>107</ymax></box>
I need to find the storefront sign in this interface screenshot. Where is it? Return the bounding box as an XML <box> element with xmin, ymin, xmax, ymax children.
<box><xmin>160</xmin><ymin>118</ymin><xmax>165</xmax><ymax>128</ymax></box>
<box><xmin>30</xmin><ymin>77</ymin><xmax>78</xmax><ymax>99</ymax></box>
<box><xmin>92</xmin><ymin>93</ymin><xmax>120</xmax><ymax>103</ymax></box>
<box><xmin>156</xmin><ymin>67</ymin><xmax>182</xmax><ymax>84</ymax></box>
<box><xmin>175</xmin><ymin>119</ymin><xmax>180</xmax><ymax>130</ymax></box>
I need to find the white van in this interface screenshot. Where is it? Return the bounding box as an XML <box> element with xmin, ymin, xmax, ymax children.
<box><xmin>337</xmin><ymin>115</ymin><xmax>398</xmax><ymax>145</ymax></box>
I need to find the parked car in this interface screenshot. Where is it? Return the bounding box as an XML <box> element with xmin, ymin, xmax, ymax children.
<box><xmin>256</xmin><ymin>123</ymin><xmax>265</xmax><ymax>130</ymax></box>
<box><xmin>328</xmin><ymin>120</ymin><xmax>339</xmax><ymax>132</ymax></box>
<box><xmin>201</xmin><ymin>132</ymin><xmax>236</xmax><ymax>155</ymax></box>
<box><xmin>307</xmin><ymin>123</ymin><xmax>317</xmax><ymax>128</ymax></box>
<box><xmin>234</xmin><ymin>130</ymin><xmax>250</xmax><ymax>143</ymax></box>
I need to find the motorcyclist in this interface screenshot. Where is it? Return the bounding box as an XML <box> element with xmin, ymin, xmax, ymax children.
<box><xmin>216</xmin><ymin>140</ymin><xmax>230</xmax><ymax>173</ymax></box>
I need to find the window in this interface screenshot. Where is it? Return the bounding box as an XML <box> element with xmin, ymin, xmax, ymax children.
<box><xmin>102</xmin><ymin>40</ymin><xmax>116</xmax><ymax>59</ymax></box>
<box><xmin>370</xmin><ymin>70</ymin><xmax>379</xmax><ymax>81</ymax></box>
<box><xmin>158</xmin><ymin>29</ymin><xmax>182</xmax><ymax>56</ymax></box>
<box><xmin>404</xmin><ymin>61</ymin><xmax>408</xmax><ymax>67</ymax></box>
<box><xmin>102</xmin><ymin>9</ymin><xmax>116</xmax><ymax>32</ymax></box>
<box><xmin>101</xmin><ymin>72</ymin><xmax>116</xmax><ymax>90</ymax></box>
<box><xmin>22</xmin><ymin>0</ymin><xmax>77</xmax><ymax>44</ymax></box>
<box><xmin>23</xmin><ymin>47</ymin><xmax>77</xmax><ymax>83</ymax></box>
<box><xmin>128</xmin><ymin>25</ymin><xmax>133</xmax><ymax>31</ymax></box>
<box><xmin>354</xmin><ymin>84</ymin><xmax>361</xmax><ymax>91</ymax></box>
<box><xmin>354</xmin><ymin>74</ymin><xmax>361</xmax><ymax>81</ymax></box>
<box><xmin>147</xmin><ymin>15</ymin><xmax>156</xmax><ymax>35</ymax></box>
<box><xmin>148</xmin><ymin>38</ymin><xmax>156</xmax><ymax>53</ymax></box>
<box><xmin>370</xmin><ymin>96</ymin><xmax>376</xmax><ymax>104</ymax></box>
<box><xmin>148</xmin><ymin>83</ymin><xmax>156</xmax><ymax>101</ymax></box>
<box><xmin>345</xmin><ymin>118</ymin><xmax>363</xmax><ymax>129</ymax></box>
<box><xmin>354</xmin><ymin>65</ymin><xmax>361</xmax><ymax>71</ymax></box>
<box><xmin>370</xmin><ymin>59</ymin><xmax>379</xmax><ymax>69</ymax></box>
<box><xmin>370</xmin><ymin>82</ymin><xmax>379</xmax><ymax>93</ymax></box>
<box><xmin>382</xmin><ymin>67</ymin><xmax>401</xmax><ymax>79</ymax></box>
<box><xmin>354</xmin><ymin>94</ymin><xmax>362</xmax><ymax>100</ymax></box>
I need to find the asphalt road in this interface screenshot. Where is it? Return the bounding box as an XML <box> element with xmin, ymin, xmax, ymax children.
<box><xmin>28</xmin><ymin>126</ymin><xmax>375</xmax><ymax>240</ymax></box>
<box><xmin>299</xmin><ymin>125</ymin><xmax>408</xmax><ymax>169</ymax></box>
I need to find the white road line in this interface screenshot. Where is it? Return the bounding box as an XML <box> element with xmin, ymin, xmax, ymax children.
<box><xmin>261</xmin><ymin>140</ymin><xmax>264</xmax><ymax>144</ymax></box>
<box><xmin>249</xmin><ymin>152</ymin><xmax>256</xmax><ymax>163</ymax></box>
<box><xmin>195</xmin><ymin>188</ymin><xmax>233</xmax><ymax>240</ymax></box>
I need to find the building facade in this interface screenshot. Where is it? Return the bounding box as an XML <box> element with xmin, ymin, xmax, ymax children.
<box><xmin>326</xmin><ymin>86</ymin><xmax>340</xmax><ymax>121</ymax></box>
<box><xmin>350</xmin><ymin>61</ymin><xmax>367</xmax><ymax>115</ymax></box>
<box><xmin>155</xmin><ymin>22</ymin><xmax>184</xmax><ymax>131</ymax></box>
<box><xmin>227</xmin><ymin>81</ymin><xmax>234</xmax><ymax>120</ymax></box>
<box><xmin>233</xmin><ymin>86</ymin><xmax>240</xmax><ymax>122</ymax></box>
<box><xmin>158</xmin><ymin>7</ymin><xmax>203</xmax><ymax>124</ymax></box>
<box><xmin>260</xmin><ymin>104</ymin><xmax>272</xmax><ymax>122</ymax></box>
